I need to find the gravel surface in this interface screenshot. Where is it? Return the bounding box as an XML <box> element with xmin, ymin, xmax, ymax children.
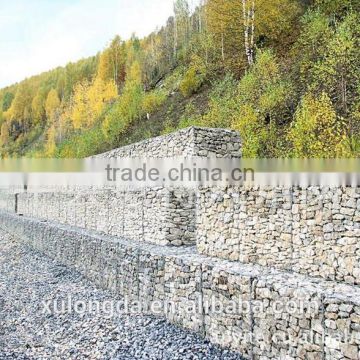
<box><xmin>0</xmin><ymin>230</ymin><xmax>243</xmax><ymax>360</ymax></box>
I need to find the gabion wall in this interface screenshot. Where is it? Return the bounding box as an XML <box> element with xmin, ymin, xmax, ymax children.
<box><xmin>197</xmin><ymin>185</ymin><xmax>360</xmax><ymax>285</ymax></box>
<box><xmin>0</xmin><ymin>127</ymin><xmax>359</xmax><ymax>359</ymax></box>
<box><xmin>0</xmin><ymin>212</ymin><xmax>359</xmax><ymax>360</ymax></box>
<box><xmin>95</xmin><ymin>126</ymin><xmax>241</xmax><ymax>158</ymax></box>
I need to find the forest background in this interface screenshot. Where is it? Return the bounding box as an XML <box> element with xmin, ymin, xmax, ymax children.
<box><xmin>0</xmin><ymin>0</ymin><xmax>359</xmax><ymax>158</ymax></box>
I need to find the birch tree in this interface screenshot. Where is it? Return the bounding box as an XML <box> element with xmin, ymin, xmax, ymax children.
<box><xmin>98</xmin><ymin>36</ymin><xmax>126</xmax><ymax>92</ymax></box>
<box><xmin>206</xmin><ymin>0</ymin><xmax>244</xmax><ymax>71</ymax></box>
<box><xmin>173</xmin><ymin>0</ymin><xmax>190</xmax><ymax>58</ymax></box>
<box><xmin>242</xmin><ymin>0</ymin><xmax>255</xmax><ymax>66</ymax></box>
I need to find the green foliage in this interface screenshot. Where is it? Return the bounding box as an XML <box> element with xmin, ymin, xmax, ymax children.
<box><xmin>45</xmin><ymin>89</ymin><xmax>61</xmax><ymax>120</ymax></box>
<box><xmin>311</xmin><ymin>13</ymin><xmax>360</xmax><ymax>116</ymax></box>
<box><xmin>179</xmin><ymin>56</ymin><xmax>207</xmax><ymax>97</ymax></box>
<box><xmin>161</xmin><ymin>120</ymin><xmax>177</xmax><ymax>135</ymax></box>
<box><xmin>162</xmin><ymin>66</ymin><xmax>184</xmax><ymax>93</ymax></box>
<box><xmin>314</xmin><ymin>0</ymin><xmax>359</xmax><ymax>20</ymax></box>
<box><xmin>179</xmin><ymin>68</ymin><xmax>200</xmax><ymax>97</ymax></box>
<box><xmin>289</xmin><ymin>92</ymin><xmax>349</xmax><ymax>157</ymax></box>
<box><xmin>1</xmin><ymin>0</ymin><xmax>360</xmax><ymax>159</ymax></box>
<box><xmin>61</xmin><ymin>56</ymin><xmax>98</xmax><ymax>101</ymax></box>
<box><xmin>97</xmin><ymin>35</ymin><xmax>126</xmax><ymax>91</ymax></box>
<box><xmin>177</xmin><ymin>102</ymin><xmax>203</xmax><ymax>129</ymax></box>
<box><xmin>238</xmin><ymin>50</ymin><xmax>292</xmax><ymax>120</ymax></box>
<box><xmin>2</xmin><ymin>92</ymin><xmax>14</xmax><ymax>112</ymax></box>
<box><xmin>102</xmin><ymin>61</ymin><xmax>144</xmax><ymax>145</ymax></box>
<box><xmin>0</xmin><ymin>122</ymin><xmax>9</xmax><ymax>146</ymax></box>
<box><xmin>31</xmin><ymin>88</ymin><xmax>46</xmax><ymax>125</ymax></box>
<box><xmin>142</xmin><ymin>90</ymin><xmax>166</xmax><ymax>114</ymax></box>
<box><xmin>201</xmin><ymin>74</ymin><xmax>238</xmax><ymax>128</ymax></box>
<box><xmin>346</xmin><ymin>135</ymin><xmax>360</xmax><ymax>157</ymax></box>
<box><xmin>1</xmin><ymin>124</ymin><xmax>44</xmax><ymax>158</ymax></box>
<box><xmin>292</xmin><ymin>10</ymin><xmax>332</xmax><ymax>93</ymax></box>
<box><xmin>232</xmin><ymin>50</ymin><xmax>293</xmax><ymax>157</ymax></box>
<box><xmin>206</xmin><ymin>0</ymin><xmax>303</xmax><ymax>73</ymax></box>
<box><xmin>55</xmin><ymin>124</ymin><xmax>108</xmax><ymax>158</ymax></box>
<box><xmin>161</xmin><ymin>102</ymin><xmax>202</xmax><ymax>135</ymax></box>
<box><xmin>187</xmin><ymin>32</ymin><xmax>219</xmax><ymax>76</ymax></box>
<box><xmin>44</xmin><ymin>125</ymin><xmax>56</xmax><ymax>157</ymax></box>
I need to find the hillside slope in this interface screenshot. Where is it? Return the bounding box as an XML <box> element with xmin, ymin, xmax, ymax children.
<box><xmin>0</xmin><ymin>0</ymin><xmax>359</xmax><ymax>158</ymax></box>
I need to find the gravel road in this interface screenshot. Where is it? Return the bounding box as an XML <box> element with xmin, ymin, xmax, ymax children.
<box><xmin>0</xmin><ymin>230</ymin><xmax>243</xmax><ymax>360</ymax></box>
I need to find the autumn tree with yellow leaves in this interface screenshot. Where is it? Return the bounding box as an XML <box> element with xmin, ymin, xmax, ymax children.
<box><xmin>0</xmin><ymin>0</ymin><xmax>359</xmax><ymax>158</ymax></box>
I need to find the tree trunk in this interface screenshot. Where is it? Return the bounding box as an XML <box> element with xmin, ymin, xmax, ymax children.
<box><xmin>221</xmin><ymin>32</ymin><xmax>225</xmax><ymax>62</ymax></box>
<box><xmin>242</xmin><ymin>0</ymin><xmax>255</xmax><ymax>66</ymax></box>
<box><xmin>250</xmin><ymin>0</ymin><xmax>255</xmax><ymax>64</ymax></box>
<box><xmin>174</xmin><ymin>16</ymin><xmax>178</xmax><ymax>58</ymax></box>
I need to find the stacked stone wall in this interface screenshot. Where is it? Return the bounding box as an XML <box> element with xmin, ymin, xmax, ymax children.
<box><xmin>96</xmin><ymin>127</ymin><xmax>241</xmax><ymax>158</ymax></box>
<box><xmin>0</xmin><ymin>127</ymin><xmax>241</xmax><ymax>246</ymax></box>
<box><xmin>197</xmin><ymin>185</ymin><xmax>360</xmax><ymax>285</ymax></box>
<box><xmin>1</xmin><ymin>211</ymin><xmax>359</xmax><ymax>360</ymax></box>
<box><xmin>9</xmin><ymin>187</ymin><xmax>196</xmax><ymax>246</ymax></box>
<box><xmin>0</xmin><ymin>127</ymin><xmax>359</xmax><ymax>358</ymax></box>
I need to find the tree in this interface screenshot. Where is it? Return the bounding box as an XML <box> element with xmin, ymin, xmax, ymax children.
<box><xmin>242</xmin><ymin>0</ymin><xmax>255</xmax><ymax>65</ymax></box>
<box><xmin>206</xmin><ymin>0</ymin><xmax>302</xmax><ymax>72</ymax></box>
<box><xmin>45</xmin><ymin>89</ymin><xmax>61</xmax><ymax>121</ymax></box>
<box><xmin>289</xmin><ymin>92</ymin><xmax>348</xmax><ymax>157</ymax></box>
<box><xmin>69</xmin><ymin>81</ymin><xmax>89</xmax><ymax>129</ymax></box>
<box><xmin>124</xmin><ymin>35</ymin><xmax>143</xmax><ymax>75</ymax></box>
<box><xmin>312</xmin><ymin>13</ymin><xmax>360</xmax><ymax>117</ymax></box>
<box><xmin>56</xmin><ymin>72</ymin><xmax>66</xmax><ymax>100</ymax></box>
<box><xmin>292</xmin><ymin>10</ymin><xmax>332</xmax><ymax>95</ymax></box>
<box><xmin>201</xmin><ymin>74</ymin><xmax>238</xmax><ymax>128</ymax></box>
<box><xmin>192</xmin><ymin>31</ymin><xmax>218</xmax><ymax>70</ymax></box>
<box><xmin>180</xmin><ymin>49</ymin><xmax>208</xmax><ymax>96</ymax></box>
<box><xmin>5</xmin><ymin>84</ymin><xmax>31</xmax><ymax>121</ymax></box>
<box><xmin>98</xmin><ymin>36</ymin><xmax>126</xmax><ymax>91</ymax></box>
<box><xmin>31</xmin><ymin>89</ymin><xmax>46</xmax><ymax>125</ymax></box>
<box><xmin>69</xmin><ymin>77</ymin><xmax>117</xmax><ymax>130</ymax></box>
<box><xmin>206</xmin><ymin>0</ymin><xmax>243</xmax><ymax>70</ymax></box>
<box><xmin>2</xmin><ymin>92</ymin><xmax>14</xmax><ymax>112</ymax></box>
<box><xmin>88</xmin><ymin>78</ymin><xmax>117</xmax><ymax>119</ymax></box>
<box><xmin>4</xmin><ymin>82</ymin><xmax>33</xmax><ymax>132</ymax></box>
<box><xmin>0</xmin><ymin>122</ymin><xmax>9</xmax><ymax>146</ymax></box>
<box><xmin>314</xmin><ymin>0</ymin><xmax>360</xmax><ymax>21</ymax></box>
<box><xmin>63</xmin><ymin>56</ymin><xmax>98</xmax><ymax>101</ymax></box>
<box><xmin>173</xmin><ymin>0</ymin><xmax>191</xmax><ymax>59</ymax></box>
<box><xmin>102</xmin><ymin>61</ymin><xmax>144</xmax><ymax>143</ymax></box>
<box><xmin>232</xmin><ymin>50</ymin><xmax>293</xmax><ymax>156</ymax></box>
<box><xmin>162</xmin><ymin>16</ymin><xmax>177</xmax><ymax>67</ymax></box>
<box><xmin>45</xmin><ymin>125</ymin><xmax>57</xmax><ymax>157</ymax></box>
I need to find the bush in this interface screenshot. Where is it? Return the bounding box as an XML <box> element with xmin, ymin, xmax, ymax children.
<box><xmin>177</xmin><ymin>102</ymin><xmax>203</xmax><ymax>129</ymax></box>
<box><xmin>179</xmin><ymin>57</ymin><xmax>206</xmax><ymax>97</ymax></box>
<box><xmin>230</xmin><ymin>50</ymin><xmax>293</xmax><ymax>157</ymax></box>
<box><xmin>347</xmin><ymin>135</ymin><xmax>360</xmax><ymax>157</ymax></box>
<box><xmin>232</xmin><ymin>105</ymin><xmax>265</xmax><ymax>157</ymax></box>
<box><xmin>102</xmin><ymin>80</ymin><xmax>144</xmax><ymax>145</ymax></box>
<box><xmin>162</xmin><ymin>66</ymin><xmax>184</xmax><ymax>93</ymax></box>
<box><xmin>142</xmin><ymin>90</ymin><xmax>166</xmax><ymax>114</ymax></box>
<box><xmin>201</xmin><ymin>74</ymin><xmax>238</xmax><ymax>128</ymax></box>
<box><xmin>289</xmin><ymin>92</ymin><xmax>349</xmax><ymax>157</ymax></box>
<box><xmin>180</xmin><ymin>68</ymin><xmax>201</xmax><ymax>97</ymax></box>
<box><xmin>56</xmin><ymin>124</ymin><xmax>108</xmax><ymax>158</ymax></box>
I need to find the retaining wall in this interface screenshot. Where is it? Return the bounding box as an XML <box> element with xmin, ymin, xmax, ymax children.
<box><xmin>0</xmin><ymin>211</ymin><xmax>359</xmax><ymax>360</ymax></box>
<box><xmin>0</xmin><ymin>191</ymin><xmax>16</xmax><ymax>212</ymax></box>
<box><xmin>197</xmin><ymin>185</ymin><xmax>360</xmax><ymax>286</ymax></box>
<box><xmin>13</xmin><ymin>187</ymin><xmax>196</xmax><ymax>246</ymax></box>
<box><xmin>95</xmin><ymin>127</ymin><xmax>241</xmax><ymax>158</ymax></box>
<box><xmin>1</xmin><ymin>127</ymin><xmax>360</xmax><ymax>359</ymax></box>
<box><xmin>0</xmin><ymin>127</ymin><xmax>241</xmax><ymax>246</ymax></box>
